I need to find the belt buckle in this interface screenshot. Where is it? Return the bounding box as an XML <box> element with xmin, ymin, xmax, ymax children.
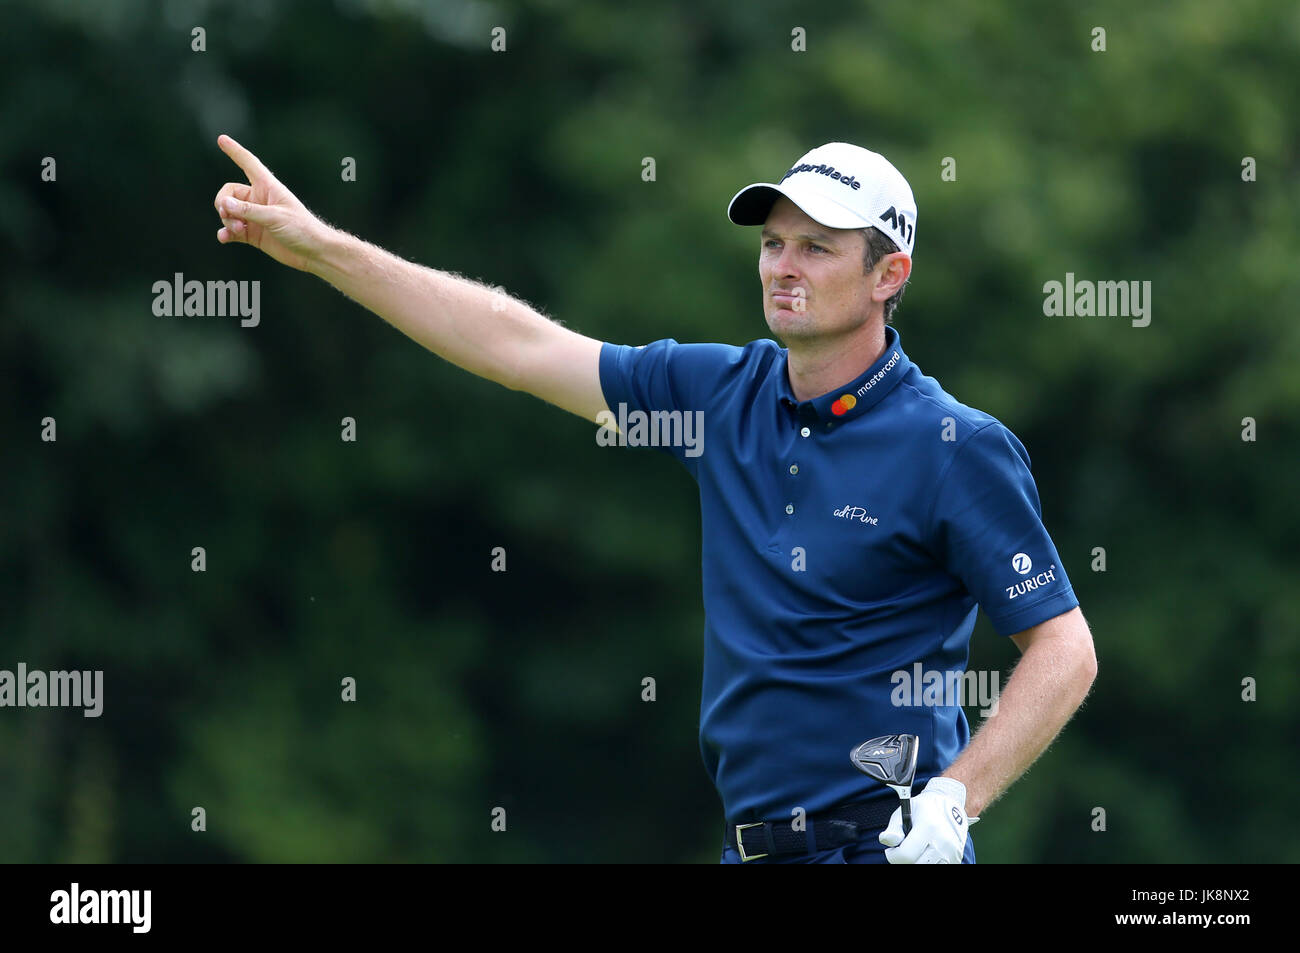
<box><xmin>735</xmin><ymin>822</ymin><xmax>768</xmax><ymax>862</ymax></box>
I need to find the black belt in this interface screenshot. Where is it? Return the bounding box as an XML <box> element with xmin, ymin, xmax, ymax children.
<box><xmin>726</xmin><ymin>800</ymin><xmax>897</xmax><ymax>862</ymax></box>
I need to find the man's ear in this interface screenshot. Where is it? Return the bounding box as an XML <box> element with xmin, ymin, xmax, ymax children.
<box><xmin>872</xmin><ymin>253</ymin><xmax>911</xmax><ymax>302</ymax></box>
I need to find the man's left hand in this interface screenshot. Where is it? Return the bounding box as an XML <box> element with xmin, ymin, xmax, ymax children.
<box><xmin>878</xmin><ymin>776</ymin><xmax>979</xmax><ymax>864</ymax></box>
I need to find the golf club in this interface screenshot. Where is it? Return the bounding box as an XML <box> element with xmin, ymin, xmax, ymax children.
<box><xmin>850</xmin><ymin>733</ymin><xmax>919</xmax><ymax>833</ymax></box>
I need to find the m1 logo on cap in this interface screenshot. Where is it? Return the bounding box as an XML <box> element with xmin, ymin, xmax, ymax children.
<box><xmin>878</xmin><ymin>206</ymin><xmax>914</xmax><ymax>246</ymax></box>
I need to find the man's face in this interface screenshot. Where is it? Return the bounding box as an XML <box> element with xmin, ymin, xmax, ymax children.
<box><xmin>759</xmin><ymin>195</ymin><xmax>874</xmax><ymax>345</ymax></box>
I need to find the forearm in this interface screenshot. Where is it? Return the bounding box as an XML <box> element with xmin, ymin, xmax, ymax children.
<box><xmin>942</xmin><ymin>633</ymin><xmax>1096</xmax><ymax>817</ymax></box>
<box><xmin>309</xmin><ymin>227</ymin><xmax>554</xmax><ymax>391</ymax></box>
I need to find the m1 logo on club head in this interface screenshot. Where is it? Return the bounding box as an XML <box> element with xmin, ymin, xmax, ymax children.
<box><xmin>850</xmin><ymin>734</ymin><xmax>918</xmax><ymax>783</ymax></box>
<box><xmin>851</xmin><ymin>733</ymin><xmax>920</xmax><ymax>834</ymax></box>
<box><xmin>1012</xmin><ymin>553</ymin><xmax>1032</xmax><ymax>575</ymax></box>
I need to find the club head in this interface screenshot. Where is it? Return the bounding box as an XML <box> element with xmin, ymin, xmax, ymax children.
<box><xmin>850</xmin><ymin>733</ymin><xmax>919</xmax><ymax>789</ymax></box>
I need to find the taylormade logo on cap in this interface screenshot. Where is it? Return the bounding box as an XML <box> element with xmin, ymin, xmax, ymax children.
<box><xmin>727</xmin><ymin>142</ymin><xmax>917</xmax><ymax>257</ymax></box>
<box><xmin>779</xmin><ymin>161</ymin><xmax>866</xmax><ymax>191</ymax></box>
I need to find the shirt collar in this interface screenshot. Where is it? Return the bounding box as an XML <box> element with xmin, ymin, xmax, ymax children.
<box><xmin>777</xmin><ymin>325</ymin><xmax>912</xmax><ymax>426</ymax></box>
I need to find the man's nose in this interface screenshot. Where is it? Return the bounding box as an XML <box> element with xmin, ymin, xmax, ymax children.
<box><xmin>772</xmin><ymin>244</ymin><xmax>801</xmax><ymax>277</ymax></box>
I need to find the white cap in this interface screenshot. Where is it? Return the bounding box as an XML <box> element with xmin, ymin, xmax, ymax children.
<box><xmin>727</xmin><ymin>142</ymin><xmax>917</xmax><ymax>258</ymax></box>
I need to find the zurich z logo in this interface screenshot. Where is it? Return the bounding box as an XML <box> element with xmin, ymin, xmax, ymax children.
<box><xmin>878</xmin><ymin>206</ymin><xmax>913</xmax><ymax>245</ymax></box>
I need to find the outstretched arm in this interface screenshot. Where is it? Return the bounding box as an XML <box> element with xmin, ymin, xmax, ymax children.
<box><xmin>213</xmin><ymin>135</ymin><xmax>609</xmax><ymax>424</ymax></box>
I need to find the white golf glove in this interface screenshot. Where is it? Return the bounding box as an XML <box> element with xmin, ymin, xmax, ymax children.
<box><xmin>878</xmin><ymin>776</ymin><xmax>980</xmax><ymax>864</ymax></box>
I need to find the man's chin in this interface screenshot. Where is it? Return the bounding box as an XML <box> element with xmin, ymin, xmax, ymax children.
<box><xmin>766</xmin><ymin>309</ymin><xmax>816</xmax><ymax>343</ymax></box>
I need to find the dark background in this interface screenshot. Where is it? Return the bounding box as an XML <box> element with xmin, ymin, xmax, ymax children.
<box><xmin>2</xmin><ymin>0</ymin><xmax>1296</xmax><ymax>863</ymax></box>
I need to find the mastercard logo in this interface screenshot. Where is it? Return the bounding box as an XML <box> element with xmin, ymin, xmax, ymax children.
<box><xmin>830</xmin><ymin>393</ymin><xmax>857</xmax><ymax>416</ymax></box>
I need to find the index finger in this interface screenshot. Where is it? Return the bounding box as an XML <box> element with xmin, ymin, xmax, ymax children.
<box><xmin>217</xmin><ymin>134</ymin><xmax>271</xmax><ymax>183</ymax></box>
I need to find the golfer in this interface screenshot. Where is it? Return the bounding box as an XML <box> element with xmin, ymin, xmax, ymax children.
<box><xmin>214</xmin><ymin>136</ymin><xmax>1097</xmax><ymax>864</ymax></box>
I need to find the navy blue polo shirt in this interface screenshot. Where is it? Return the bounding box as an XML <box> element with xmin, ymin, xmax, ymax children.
<box><xmin>598</xmin><ymin>325</ymin><xmax>1079</xmax><ymax>825</ymax></box>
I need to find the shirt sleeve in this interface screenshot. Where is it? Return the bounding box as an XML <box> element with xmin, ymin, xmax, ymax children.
<box><xmin>927</xmin><ymin>422</ymin><xmax>1079</xmax><ymax>636</ymax></box>
<box><xmin>598</xmin><ymin>338</ymin><xmax>741</xmax><ymax>470</ymax></box>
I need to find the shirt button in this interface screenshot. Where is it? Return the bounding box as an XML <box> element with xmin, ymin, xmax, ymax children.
<box><xmin>800</xmin><ymin>427</ymin><xmax>811</xmax><ymax>438</ymax></box>
<box><xmin>789</xmin><ymin>464</ymin><xmax>799</xmax><ymax>475</ymax></box>
<box><xmin>785</xmin><ymin>504</ymin><xmax>794</xmax><ymax>515</ymax></box>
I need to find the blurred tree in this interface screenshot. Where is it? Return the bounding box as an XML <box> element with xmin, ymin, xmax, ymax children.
<box><xmin>1</xmin><ymin>0</ymin><xmax>1295</xmax><ymax>863</ymax></box>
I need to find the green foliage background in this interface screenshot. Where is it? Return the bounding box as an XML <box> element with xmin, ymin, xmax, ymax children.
<box><xmin>2</xmin><ymin>0</ymin><xmax>1296</xmax><ymax>862</ymax></box>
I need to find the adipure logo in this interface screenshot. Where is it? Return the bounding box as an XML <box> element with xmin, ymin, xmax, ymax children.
<box><xmin>1012</xmin><ymin>553</ymin><xmax>1032</xmax><ymax>575</ymax></box>
<box><xmin>834</xmin><ymin>504</ymin><xmax>878</xmax><ymax>525</ymax></box>
<box><xmin>1006</xmin><ymin>564</ymin><xmax>1057</xmax><ymax>600</ymax></box>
